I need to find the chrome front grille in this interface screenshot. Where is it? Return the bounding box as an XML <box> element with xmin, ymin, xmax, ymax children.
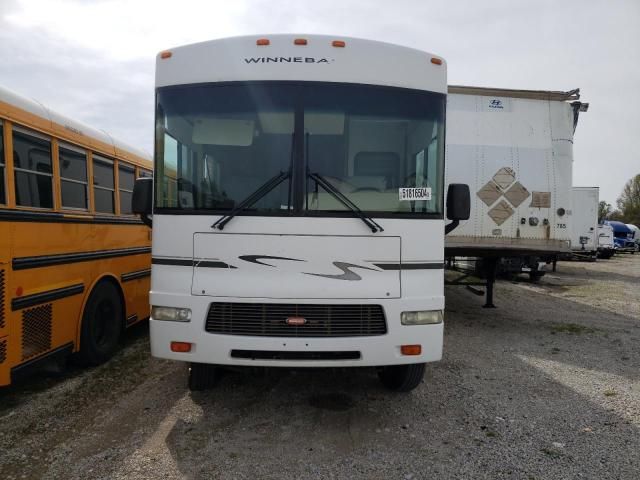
<box><xmin>205</xmin><ymin>303</ymin><xmax>387</xmax><ymax>338</ymax></box>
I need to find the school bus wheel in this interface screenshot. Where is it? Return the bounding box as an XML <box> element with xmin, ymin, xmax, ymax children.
<box><xmin>77</xmin><ymin>281</ymin><xmax>124</xmax><ymax>366</ymax></box>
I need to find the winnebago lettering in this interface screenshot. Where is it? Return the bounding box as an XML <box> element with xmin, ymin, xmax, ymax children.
<box><xmin>244</xmin><ymin>57</ymin><xmax>332</xmax><ymax>63</ymax></box>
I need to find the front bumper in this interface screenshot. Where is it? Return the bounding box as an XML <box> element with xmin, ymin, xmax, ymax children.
<box><xmin>149</xmin><ymin>293</ymin><xmax>444</xmax><ymax>368</ymax></box>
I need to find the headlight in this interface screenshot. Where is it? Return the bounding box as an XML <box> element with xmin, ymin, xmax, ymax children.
<box><xmin>152</xmin><ymin>306</ymin><xmax>192</xmax><ymax>322</ymax></box>
<box><xmin>401</xmin><ymin>310</ymin><xmax>443</xmax><ymax>325</ymax></box>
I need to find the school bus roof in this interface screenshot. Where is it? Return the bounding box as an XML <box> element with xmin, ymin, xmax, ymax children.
<box><xmin>0</xmin><ymin>84</ymin><xmax>152</xmax><ymax>168</ymax></box>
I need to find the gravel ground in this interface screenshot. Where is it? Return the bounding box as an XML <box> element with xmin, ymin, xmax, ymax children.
<box><xmin>1</xmin><ymin>255</ymin><xmax>638</xmax><ymax>479</ymax></box>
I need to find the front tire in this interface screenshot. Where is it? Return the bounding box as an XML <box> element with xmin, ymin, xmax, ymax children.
<box><xmin>188</xmin><ymin>363</ymin><xmax>223</xmax><ymax>391</ymax></box>
<box><xmin>77</xmin><ymin>281</ymin><xmax>123</xmax><ymax>366</ymax></box>
<box><xmin>378</xmin><ymin>363</ymin><xmax>425</xmax><ymax>392</ymax></box>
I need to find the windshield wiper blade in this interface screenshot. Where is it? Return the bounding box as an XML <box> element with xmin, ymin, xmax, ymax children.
<box><xmin>308</xmin><ymin>172</ymin><xmax>384</xmax><ymax>233</ymax></box>
<box><xmin>212</xmin><ymin>171</ymin><xmax>289</xmax><ymax>230</ymax></box>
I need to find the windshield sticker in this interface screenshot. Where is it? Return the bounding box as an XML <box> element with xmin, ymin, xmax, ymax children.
<box><xmin>399</xmin><ymin>187</ymin><xmax>431</xmax><ymax>201</ymax></box>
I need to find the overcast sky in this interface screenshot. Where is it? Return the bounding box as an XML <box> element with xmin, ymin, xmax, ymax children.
<box><xmin>1</xmin><ymin>0</ymin><xmax>638</xmax><ymax>204</ymax></box>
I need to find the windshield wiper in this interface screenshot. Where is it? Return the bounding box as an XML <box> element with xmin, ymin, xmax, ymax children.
<box><xmin>212</xmin><ymin>171</ymin><xmax>289</xmax><ymax>230</ymax></box>
<box><xmin>308</xmin><ymin>172</ymin><xmax>384</xmax><ymax>233</ymax></box>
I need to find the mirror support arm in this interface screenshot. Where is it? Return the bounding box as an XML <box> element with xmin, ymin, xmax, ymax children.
<box><xmin>444</xmin><ymin>219</ymin><xmax>460</xmax><ymax>235</ymax></box>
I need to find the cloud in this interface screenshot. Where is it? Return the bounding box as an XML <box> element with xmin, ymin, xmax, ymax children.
<box><xmin>4</xmin><ymin>0</ymin><xmax>250</xmax><ymax>61</ymax></box>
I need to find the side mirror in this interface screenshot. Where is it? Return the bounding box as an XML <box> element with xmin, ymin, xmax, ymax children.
<box><xmin>132</xmin><ymin>177</ymin><xmax>153</xmax><ymax>228</ymax></box>
<box><xmin>445</xmin><ymin>183</ymin><xmax>470</xmax><ymax>234</ymax></box>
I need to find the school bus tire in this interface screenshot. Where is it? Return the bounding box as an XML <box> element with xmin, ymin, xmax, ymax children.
<box><xmin>77</xmin><ymin>281</ymin><xmax>124</xmax><ymax>366</ymax></box>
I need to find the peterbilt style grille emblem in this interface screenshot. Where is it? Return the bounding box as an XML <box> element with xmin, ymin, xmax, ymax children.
<box><xmin>286</xmin><ymin>317</ymin><xmax>307</xmax><ymax>326</ymax></box>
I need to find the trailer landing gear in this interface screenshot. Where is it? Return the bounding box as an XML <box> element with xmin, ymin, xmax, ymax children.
<box><xmin>445</xmin><ymin>257</ymin><xmax>497</xmax><ymax>308</ymax></box>
<box><xmin>482</xmin><ymin>258</ymin><xmax>497</xmax><ymax>308</ymax></box>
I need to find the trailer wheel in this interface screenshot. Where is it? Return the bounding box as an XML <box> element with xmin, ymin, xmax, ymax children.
<box><xmin>529</xmin><ymin>271</ymin><xmax>545</xmax><ymax>282</ymax></box>
<box><xmin>377</xmin><ymin>363</ymin><xmax>425</xmax><ymax>392</ymax></box>
<box><xmin>188</xmin><ymin>363</ymin><xmax>223</xmax><ymax>391</ymax></box>
<box><xmin>77</xmin><ymin>281</ymin><xmax>123</xmax><ymax>366</ymax></box>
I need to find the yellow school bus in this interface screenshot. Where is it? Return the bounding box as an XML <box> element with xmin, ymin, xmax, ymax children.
<box><xmin>0</xmin><ymin>85</ymin><xmax>152</xmax><ymax>386</ymax></box>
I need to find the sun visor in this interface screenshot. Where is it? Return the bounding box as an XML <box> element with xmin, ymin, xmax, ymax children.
<box><xmin>258</xmin><ymin>112</ymin><xmax>294</xmax><ymax>134</ymax></box>
<box><xmin>192</xmin><ymin>118</ymin><xmax>254</xmax><ymax>146</ymax></box>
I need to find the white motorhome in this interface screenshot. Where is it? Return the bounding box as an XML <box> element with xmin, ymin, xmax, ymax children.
<box><xmin>569</xmin><ymin>186</ymin><xmax>599</xmax><ymax>258</ymax></box>
<box><xmin>445</xmin><ymin>86</ymin><xmax>588</xmax><ymax>281</ymax></box>
<box><xmin>133</xmin><ymin>35</ymin><xmax>469</xmax><ymax>391</ymax></box>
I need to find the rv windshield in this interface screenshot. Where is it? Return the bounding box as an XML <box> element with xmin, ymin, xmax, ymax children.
<box><xmin>155</xmin><ymin>82</ymin><xmax>445</xmax><ymax>216</ymax></box>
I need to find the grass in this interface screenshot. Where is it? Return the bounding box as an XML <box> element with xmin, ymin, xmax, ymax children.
<box><xmin>550</xmin><ymin>323</ymin><xmax>597</xmax><ymax>335</ymax></box>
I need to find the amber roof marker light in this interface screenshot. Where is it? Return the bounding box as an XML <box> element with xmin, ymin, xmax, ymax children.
<box><xmin>332</xmin><ymin>40</ymin><xmax>346</xmax><ymax>48</ymax></box>
<box><xmin>294</xmin><ymin>38</ymin><xmax>308</xmax><ymax>45</ymax></box>
<box><xmin>430</xmin><ymin>57</ymin><xmax>443</xmax><ymax>65</ymax></box>
<box><xmin>160</xmin><ymin>51</ymin><xmax>172</xmax><ymax>59</ymax></box>
<box><xmin>256</xmin><ymin>38</ymin><xmax>270</xmax><ymax>46</ymax></box>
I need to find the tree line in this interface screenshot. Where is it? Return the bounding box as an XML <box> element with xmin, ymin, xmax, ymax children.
<box><xmin>598</xmin><ymin>174</ymin><xmax>640</xmax><ymax>225</ymax></box>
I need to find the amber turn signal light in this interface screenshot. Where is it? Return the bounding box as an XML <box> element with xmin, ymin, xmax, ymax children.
<box><xmin>170</xmin><ymin>341</ymin><xmax>192</xmax><ymax>353</ymax></box>
<box><xmin>401</xmin><ymin>345</ymin><xmax>422</xmax><ymax>356</ymax></box>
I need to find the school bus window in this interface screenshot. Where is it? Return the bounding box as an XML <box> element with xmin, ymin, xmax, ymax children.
<box><xmin>118</xmin><ymin>164</ymin><xmax>135</xmax><ymax>214</ymax></box>
<box><xmin>0</xmin><ymin>122</ymin><xmax>5</xmax><ymax>204</ymax></box>
<box><xmin>59</xmin><ymin>144</ymin><xmax>88</xmax><ymax>209</ymax></box>
<box><xmin>93</xmin><ymin>156</ymin><xmax>115</xmax><ymax>213</ymax></box>
<box><xmin>139</xmin><ymin>169</ymin><xmax>152</xmax><ymax>178</ymax></box>
<box><xmin>13</xmin><ymin>128</ymin><xmax>53</xmax><ymax>209</ymax></box>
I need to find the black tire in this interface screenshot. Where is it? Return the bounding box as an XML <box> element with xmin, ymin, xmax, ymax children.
<box><xmin>377</xmin><ymin>363</ymin><xmax>425</xmax><ymax>392</ymax></box>
<box><xmin>77</xmin><ymin>281</ymin><xmax>123</xmax><ymax>366</ymax></box>
<box><xmin>188</xmin><ymin>363</ymin><xmax>223</xmax><ymax>391</ymax></box>
<box><xmin>529</xmin><ymin>271</ymin><xmax>545</xmax><ymax>282</ymax></box>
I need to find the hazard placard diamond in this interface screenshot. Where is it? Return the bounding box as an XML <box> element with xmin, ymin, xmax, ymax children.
<box><xmin>477</xmin><ymin>181</ymin><xmax>502</xmax><ymax>207</ymax></box>
<box><xmin>504</xmin><ymin>181</ymin><xmax>530</xmax><ymax>207</ymax></box>
<box><xmin>492</xmin><ymin>167</ymin><xmax>516</xmax><ymax>190</ymax></box>
<box><xmin>488</xmin><ymin>199</ymin><xmax>514</xmax><ymax>225</ymax></box>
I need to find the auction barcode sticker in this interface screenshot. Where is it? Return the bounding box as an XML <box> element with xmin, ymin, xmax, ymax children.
<box><xmin>399</xmin><ymin>187</ymin><xmax>431</xmax><ymax>201</ymax></box>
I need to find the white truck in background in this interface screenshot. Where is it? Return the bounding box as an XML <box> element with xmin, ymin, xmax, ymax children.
<box><xmin>597</xmin><ymin>223</ymin><xmax>615</xmax><ymax>259</ymax></box>
<box><xmin>569</xmin><ymin>186</ymin><xmax>599</xmax><ymax>259</ymax></box>
<box><xmin>444</xmin><ymin>86</ymin><xmax>588</xmax><ymax>302</ymax></box>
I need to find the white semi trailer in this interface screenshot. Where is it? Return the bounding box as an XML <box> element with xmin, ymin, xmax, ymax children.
<box><xmin>570</xmin><ymin>186</ymin><xmax>599</xmax><ymax>259</ymax></box>
<box><xmin>445</xmin><ymin>86</ymin><xmax>588</xmax><ymax>304</ymax></box>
